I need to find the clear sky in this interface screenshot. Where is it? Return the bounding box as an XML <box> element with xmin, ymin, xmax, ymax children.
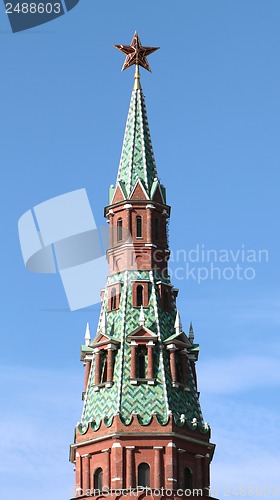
<box><xmin>1</xmin><ymin>1</ymin><xmax>280</xmax><ymax>499</ymax></box>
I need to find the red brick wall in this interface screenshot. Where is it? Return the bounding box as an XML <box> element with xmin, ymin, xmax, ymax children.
<box><xmin>71</xmin><ymin>415</ymin><xmax>213</xmax><ymax>499</ymax></box>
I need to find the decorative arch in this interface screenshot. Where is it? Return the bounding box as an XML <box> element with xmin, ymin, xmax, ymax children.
<box><xmin>132</xmin><ymin>281</ymin><xmax>149</xmax><ymax>308</ymax></box>
<box><xmin>184</xmin><ymin>466</ymin><xmax>193</xmax><ymax>489</ymax></box>
<box><xmin>136</xmin><ymin>284</ymin><xmax>143</xmax><ymax>306</ymax></box>
<box><xmin>117</xmin><ymin>218</ymin><xmax>123</xmax><ymax>242</ymax></box>
<box><xmin>127</xmin><ymin>326</ymin><xmax>157</xmax><ymax>384</ymax></box>
<box><xmin>107</xmin><ymin>282</ymin><xmax>122</xmax><ymax>311</ymax></box>
<box><xmin>94</xmin><ymin>467</ymin><xmax>103</xmax><ymax>490</ymax></box>
<box><xmin>138</xmin><ymin>462</ymin><xmax>150</xmax><ymax>487</ymax></box>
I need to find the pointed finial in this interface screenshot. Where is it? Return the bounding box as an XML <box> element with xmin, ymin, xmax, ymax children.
<box><xmin>84</xmin><ymin>322</ymin><xmax>91</xmax><ymax>346</ymax></box>
<box><xmin>174</xmin><ymin>309</ymin><xmax>182</xmax><ymax>335</ymax></box>
<box><xmin>189</xmin><ymin>321</ymin><xmax>194</xmax><ymax>343</ymax></box>
<box><xmin>139</xmin><ymin>305</ymin><xmax>145</xmax><ymax>326</ymax></box>
<box><xmin>100</xmin><ymin>311</ymin><xmax>108</xmax><ymax>334</ymax></box>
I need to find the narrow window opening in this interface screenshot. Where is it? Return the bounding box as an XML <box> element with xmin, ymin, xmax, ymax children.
<box><xmin>137</xmin><ymin>346</ymin><xmax>147</xmax><ymax>378</ymax></box>
<box><xmin>136</xmin><ymin>285</ymin><xmax>143</xmax><ymax>307</ymax></box>
<box><xmin>111</xmin><ymin>287</ymin><xmax>117</xmax><ymax>310</ymax></box>
<box><xmin>184</xmin><ymin>467</ymin><xmax>193</xmax><ymax>490</ymax></box>
<box><xmin>138</xmin><ymin>463</ymin><xmax>150</xmax><ymax>487</ymax></box>
<box><xmin>117</xmin><ymin>218</ymin><xmax>123</xmax><ymax>242</ymax></box>
<box><xmin>100</xmin><ymin>352</ymin><xmax>108</xmax><ymax>383</ymax></box>
<box><xmin>94</xmin><ymin>467</ymin><xmax>103</xmax><ymax>490</ymax></box>
<box><xmin>175</xmin><ymin>351</ymin><xmax>182</xmax><ymax>383</ymax></box>
<box><xmin>136</xmin><ymin>216</ymin><xmax>142</xmax><ymax>238</ymax></box>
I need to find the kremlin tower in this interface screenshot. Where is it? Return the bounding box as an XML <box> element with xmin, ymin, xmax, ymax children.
<box><xmin>69</xmin><ymin>33</ymin><xmax>217</xmax><ymax>499</ymax></box>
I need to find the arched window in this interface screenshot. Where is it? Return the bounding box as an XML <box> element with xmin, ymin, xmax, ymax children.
<box><xmin>136</xmin><ymin>285</ymin><xmax>143</xmax><ymax>306</ymax></box>
<box><xmin>155</xmin><ymin>218</ymin><xmax>159</xmax><ymax>241</ymax></box>
<box><xmin>117</xmin><ymin>218</ymin><xmax>123</xmax><ymax>242</ymax></box>
<box><xmin>94</xmin><ymin>467</ymin><xmax>103</xmax><ymax>490</ymax></box>
<box><xmin>136</xmin><ymin>216</ymin><xmax>142</xmax><ymax>238</ymax></box>
<box><xmin>138</xmin><ymin>462</ymin><xmax>150</xmax><ymax>487</ymax></box>
<box><xmin>137</xmin><ymin>346</ymin><xmax>147</xmax><ymax>378</ymax></box>
<box><xmin>111</xmin><ymin>287</ymin><xmax>117</xmax><ymax>310</ymax></box>
<box><xmin>184</xmin><ymin>467</ymin><xmax>193</xmax><ymax>490</ymax></box>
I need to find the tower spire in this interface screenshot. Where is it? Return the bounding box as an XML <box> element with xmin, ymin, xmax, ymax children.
<box><xmin>112</xmin><ymin>33</ymin><xmax>161</xmax><ymax>199</ymax></box>
<box><xmin>189</xmin><ymin>321</ymin><xmax>194</xmax><ymax>343</ymax></box>
<box><xmin>70</xmin><ymin>36</ymin><xmax>216</xmax><ymax>500</ymax></box>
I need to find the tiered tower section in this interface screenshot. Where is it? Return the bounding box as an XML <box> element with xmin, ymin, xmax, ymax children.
<box><xmin>70</xmin><ymin>33</ymin><xmax>216</xmax><ymax>500</ymax></box>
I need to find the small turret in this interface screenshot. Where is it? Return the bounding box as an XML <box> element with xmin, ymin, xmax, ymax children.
<box><xmin>189</xmin><ymin>321</ymin><xmax>194</xmax><ymax>344</ymax></box>
<box><xmin>139</xmin><ymin>305</ymin><xmax>145</xmax><ymax>326</ymax></box>
<box><xmin>84</xmin><ymin>322</ymin><xmax>91</xmax><ymax>346</ymax></box>
<box><xmin>174</xmin><ymin>309</ymin><xmax>182</xmax><ymax>335</ymax></box>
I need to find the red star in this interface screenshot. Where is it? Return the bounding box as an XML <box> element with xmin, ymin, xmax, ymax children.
<box><xmin>114</xmin><ymin>32</ymin><xmax>159</xmax><ymax>72</ymax></box>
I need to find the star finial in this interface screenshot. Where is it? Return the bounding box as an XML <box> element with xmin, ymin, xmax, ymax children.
<box><xmin>114</xmin><ymin>32</ymin><xmax>159</xmax><ymax>73</ymax></box>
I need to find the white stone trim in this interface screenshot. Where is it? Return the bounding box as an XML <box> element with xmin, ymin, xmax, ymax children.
<box><xmin>112</xmin><ymin>443</ymin><xmax>121</xmax><ymax>448</ymax></box>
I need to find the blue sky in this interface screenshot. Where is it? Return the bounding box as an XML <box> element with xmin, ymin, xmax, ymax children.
<box><xmin>1</xmin><ymin>1</ymin><xmax>280</xmax><ymax>498</ymax></box>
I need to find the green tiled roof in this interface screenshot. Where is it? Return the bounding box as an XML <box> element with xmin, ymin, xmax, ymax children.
<box><xmin>80</xmin><ymin>345</ymin><xmax>93</xmax><ymax>353</ymax></box>
<box><xmin>78</xmin><ymin>270</ymin><xmax>206</xmax><ymax>434</ymax></box>
<box><xmin>77</xmin><ymin>78</ymin><xmax>207</xmax><ymax>437</ymax></box>
<box><xmin>116</xmin><ymin>87</ymin><xmax>158</xmax><ymax>198</ymax></box>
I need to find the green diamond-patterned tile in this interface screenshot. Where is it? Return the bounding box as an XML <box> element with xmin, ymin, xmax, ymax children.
<box><xmin>117</xmin><ymin>89</ymin><xmax>159</xmax><ymax>198</ymax></box>
<box><xmin>79</xmin><ymin>269</ymin><xmax>205</xmax><ymax>434</ymax></box>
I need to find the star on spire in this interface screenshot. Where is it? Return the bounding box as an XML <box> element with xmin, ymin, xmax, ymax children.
<box><xmin>114</xmin><ymin>31</ymin><xmax>159</xmax><ymax>72</ymax></box>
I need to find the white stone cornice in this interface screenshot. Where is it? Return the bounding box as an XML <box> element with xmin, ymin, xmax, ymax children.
<box><xmin>166</xmin><ymin>343</ymin><xmax>177</xmax><ymax>351</ymax></box>
<box><xmin>112</xmin><ymin>442</ymin><xmax>121</xmax><ymax>448</ymax></box>
<box><xmin>84</xmin><ymin>354</ymin><xmax>94</xmax><ymax>361</ymax></box>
